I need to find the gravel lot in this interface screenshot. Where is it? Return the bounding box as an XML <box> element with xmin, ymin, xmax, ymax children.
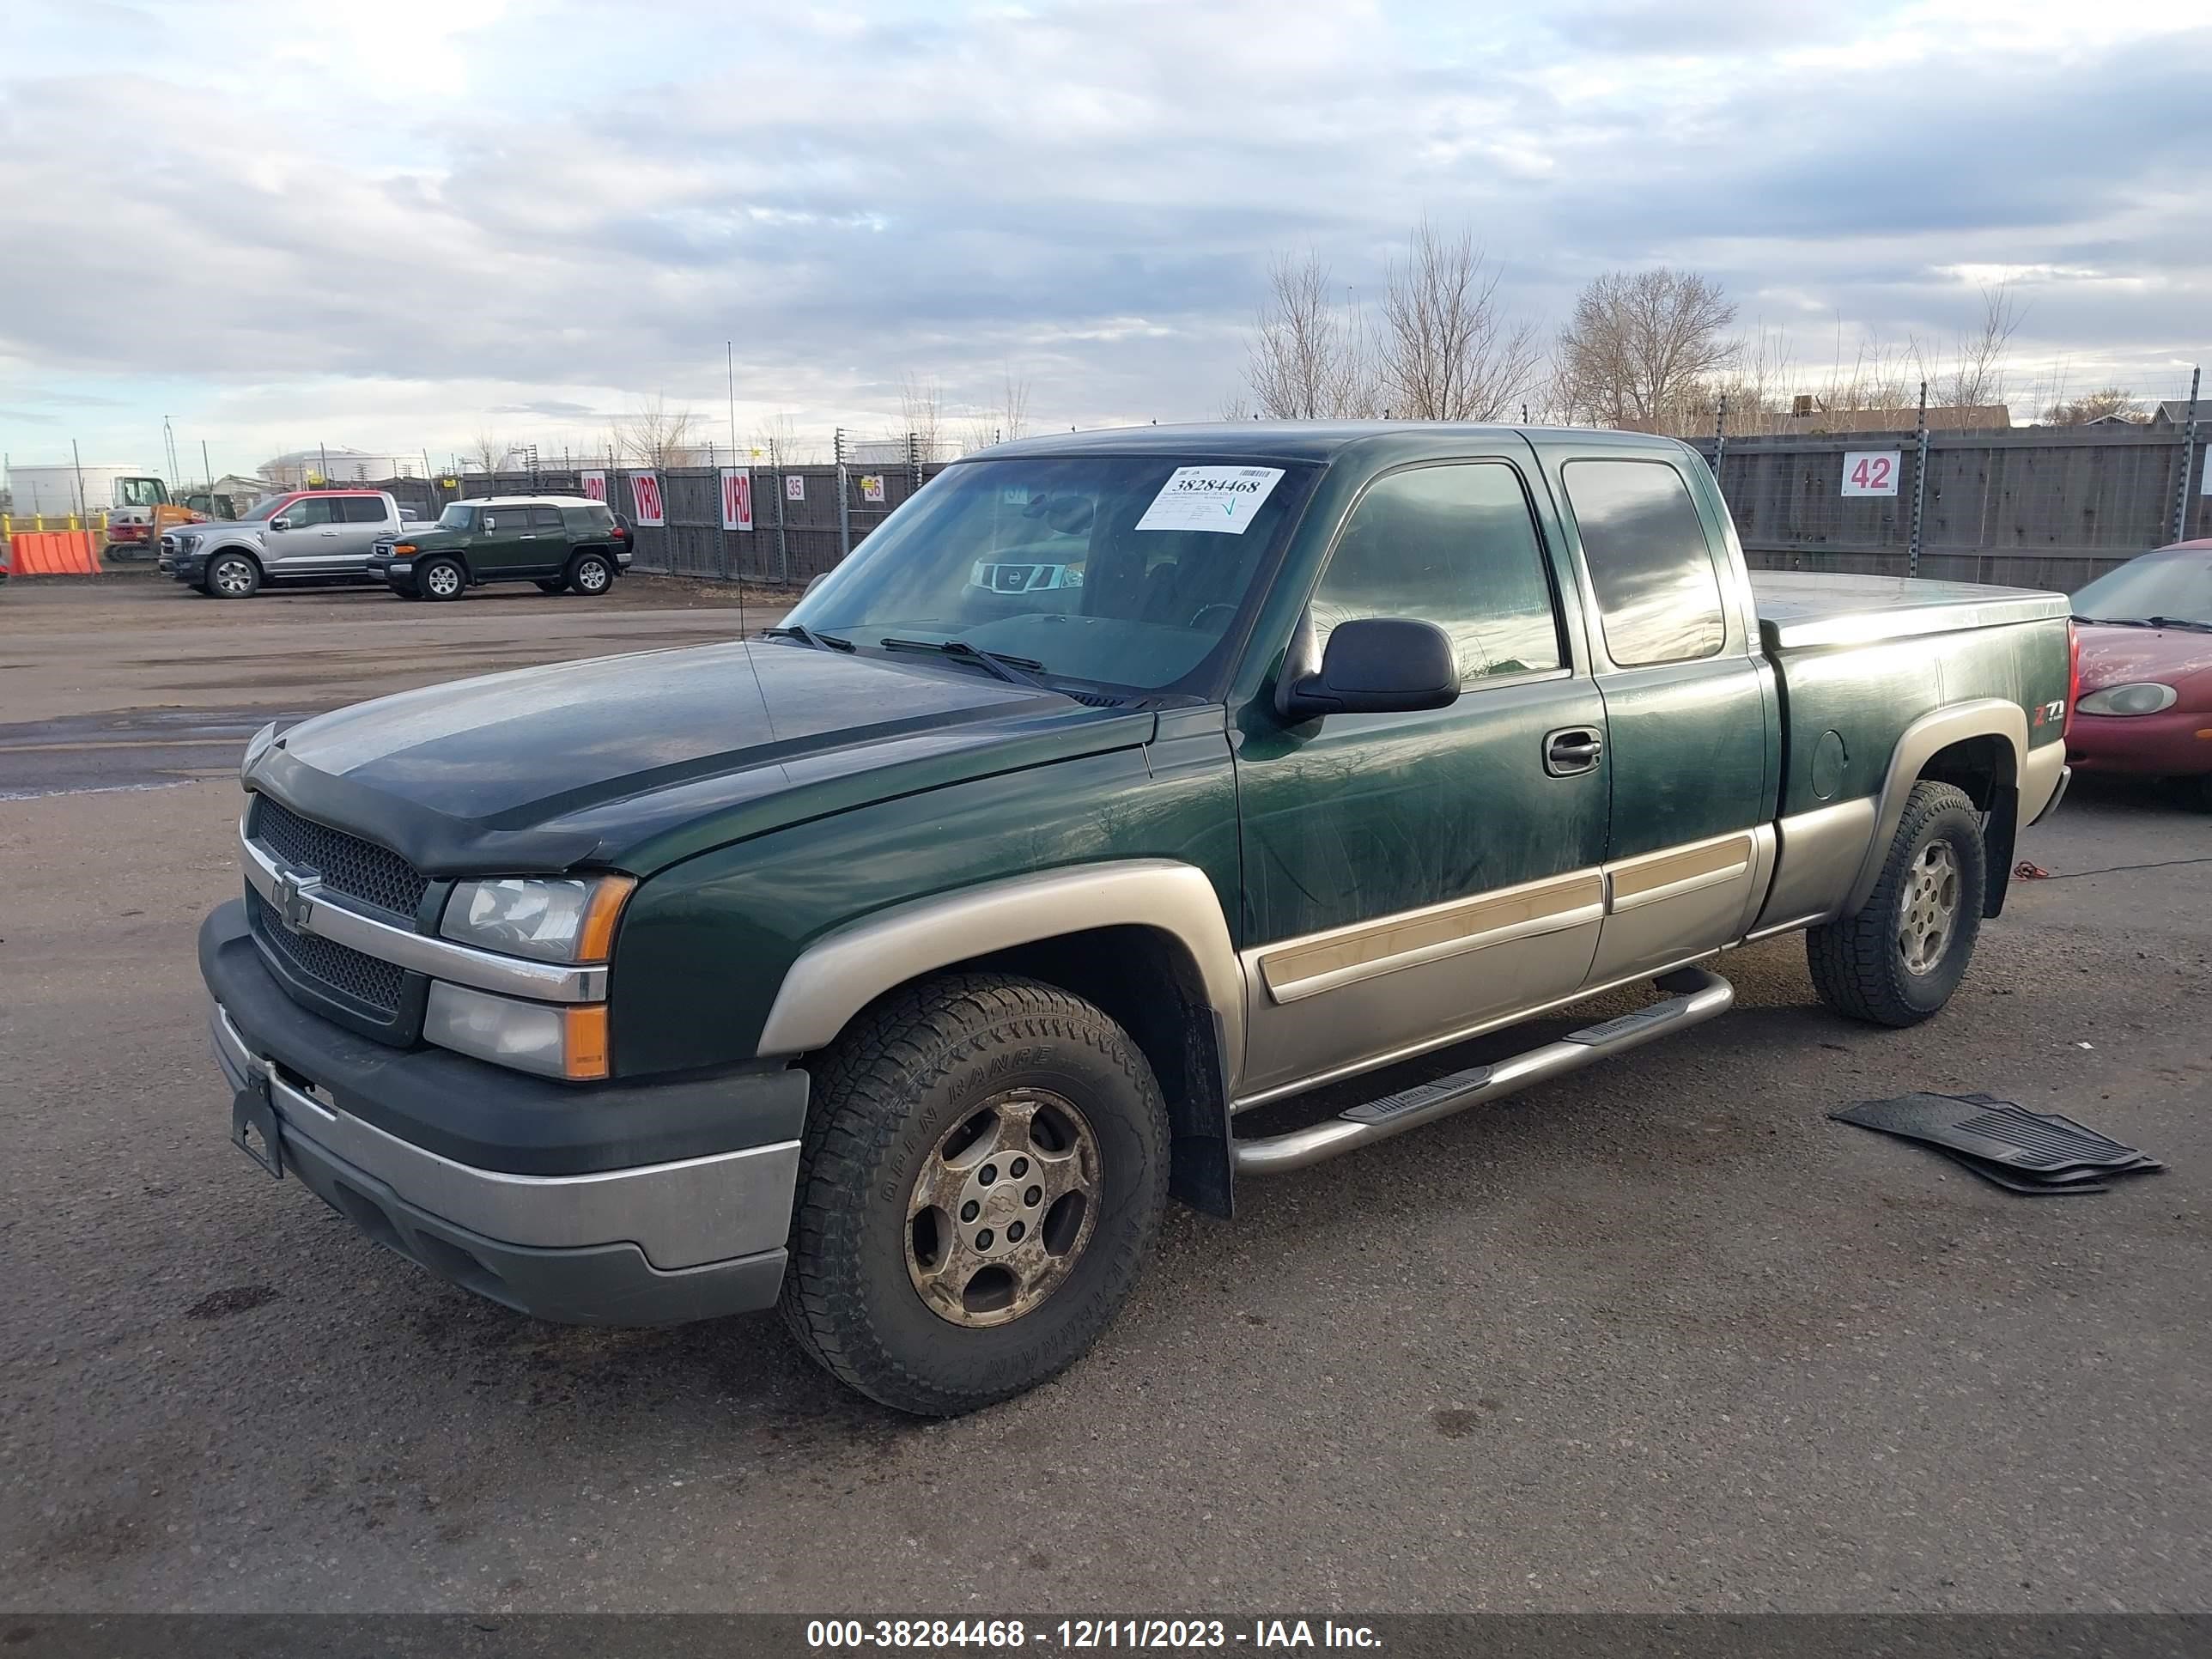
<box><xmin>2</xmin><ymin>575</ymin><xmax>2206</xmax><ymax>1614</ymax></box>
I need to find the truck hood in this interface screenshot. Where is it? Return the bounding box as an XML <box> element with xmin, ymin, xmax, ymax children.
<box><xmin>248</xmin><ymin>640</ymin><xmax>1154</xmax><ymax>875</ymax></box>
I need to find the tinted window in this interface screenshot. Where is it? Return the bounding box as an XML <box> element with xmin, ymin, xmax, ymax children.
<box><xmin>530</xmin><ymin>507</ymin><xmax>565</xmax><ymax>529</ymax></box>
<box><xmin>337</xmin><ymin>495</ymin><xmax>387</xmax><ymax>523</ymax></box>
<box><xmin>279</xmin><ymin>496</ymin><xmax>335</xmax><ymax>527</ymax></box>
<box><xmin>1564</xmin><ymin>459</ymin><xmax>1726</xmax><ymax>666</ymax></box>
<box><xmin>569</xmin><ymin>503</ymin><xmax>617</xmax><ymax>532</ymax></box>
<box><xmin>1310</xmin><ymin>463</ymin><xmax>1563</xmax><ymax>686</ymax></box>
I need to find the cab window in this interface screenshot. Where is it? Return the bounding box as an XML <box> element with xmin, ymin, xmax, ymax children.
<box><xmin>279</xmin><ymin>497</ymin><xmax>336</xmax><ymax>527</ymax></box>
<box><xmin>337</xmin><ymin>496</ymin><xmax>387</xmax><ymax>523</ymax></box>
<box><xmin>530</xmin><ymin>507</ymin><xmax>565</xmax><ymax>529</ymax></box>
<box><xmin>1310</xmin><ymin>462</ymin><xmax>1565</xmax><ymax>686</ymax></box>
<box><xmin>1563</xmin><ymin>460</ymin><xmax>1727</xmax><ymax>666</ymax></box>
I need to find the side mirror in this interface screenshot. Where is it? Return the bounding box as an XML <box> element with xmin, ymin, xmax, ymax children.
<box><xmin>269</xmin><ymin>516</ymin><xmax>291</xmax><ymax>532</ymax></box>
<box><xmin>1279</xmin><ymin>617</ymin><xmax>1458</xmax><ymax>720</ymax></box>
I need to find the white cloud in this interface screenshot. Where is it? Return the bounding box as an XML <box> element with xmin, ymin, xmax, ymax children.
<box><xmin>0</xmin><ymin>0</ymin><xmax>2208</xmax><ymax>475</ymax></box>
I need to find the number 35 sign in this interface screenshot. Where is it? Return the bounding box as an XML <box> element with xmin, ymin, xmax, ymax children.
<box><xmin>1841</xmin><ymin>450</ymin><xmax>1902</xmax><ymax>497</ymax></box>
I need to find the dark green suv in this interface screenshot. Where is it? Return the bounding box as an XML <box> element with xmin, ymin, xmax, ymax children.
<box><xmin>368</xmin><ymin>495</ymin><xmax>634</xmax><ymax>600</ymax></box>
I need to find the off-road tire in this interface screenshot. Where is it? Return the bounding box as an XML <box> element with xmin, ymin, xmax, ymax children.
<box><xmin>206</xmin><ymin>552</ymin><xmax>260</xmax><ymax>599</ymax></box>
<box><xmin>567</xmin><ymin>551</ymin><xmax>613</xmax><ymax>596</ymax></box>
<box><xmin>418</xmin><ymin>556</ymin><xmax>465</xmax><ymax>601</ymax></box>
<box><xmin>534</xmin><ymin>578</ymin><xmax>568</xmax><ymax>594</ymax></box>
<box><xmin>1808</xmin><ymin>781</ymin><xmax>1986</xmax><ymax>1027</ymax></box>
<box><xmin>780</xmin><ymin>973</ymin><xmax>1170</xmax><ymax>1417</ymax></box>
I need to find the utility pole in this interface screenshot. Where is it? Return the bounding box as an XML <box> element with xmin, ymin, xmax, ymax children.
<box><xmin>201</xmin><ymin>440</ymin><xmax>214</xmax><ymax>492</ymax></box>
<box><xmin>2173</xmin><ymin>365</ymin><xmax>2201</xmax><ymax>546</ymax></box>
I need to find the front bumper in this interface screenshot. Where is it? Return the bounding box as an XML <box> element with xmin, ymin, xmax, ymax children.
<box><xmin>2068</xmin><ymin>708</ymin><xmax>2212</xmax><ymax>778</ymax></box>
<box><xmin>201</xmin><ymin>902</ymin><xmax>805</xmax><ymax>1326</ymax></box>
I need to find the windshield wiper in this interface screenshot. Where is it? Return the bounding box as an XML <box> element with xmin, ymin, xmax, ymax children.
<box><xmin>879</xmin><ymin>635</ymin><xmax>1050</xmax><ymax>689</ymax></box>
<box><xmin>2073</xmin><ymin>615</ymin><xmax>2152</xmax><ymax>628</ymax></box>
<box><xmin>761</xmin><ymin>624</ymin><xmax>854</xmax><ymax>652</ymax></box>
<box><xmin>2146</xmin><ymin>616</ymin><xmax>2212</xmax><ymax>633</ymax></box>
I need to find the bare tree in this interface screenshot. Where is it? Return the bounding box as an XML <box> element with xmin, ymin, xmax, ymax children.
<box><xmin>746</xmin><ymin>412</ymin><xmax>810</xmax><ymax>465</ymax></box>
<box><xmin>997</xmin><ymin>368</ymin><xmax>1032</xmax><ymax>442</ymax></box>
<box><xmin>611</xmin><ymin>393</ymin><xmax>705</xmax><ymax>467</ymax></box>
<box><xmin>1937</xmin><ymin>282</ymin><xmax>2025</xmax><ymax>410</ymax></box>
<box><xmin>899</xmin><ymin>374</ymin><xmax>948</xmax><ymax>462</ymax></box>
<box><xmin>468</xmin><ymin>429</ymin><xmax>512</xmax><ymax>475</ymax></box>
<box><xmin>2044</xmin><ymin>386</ymin><xmax>2143</xmax><ymax>425</ymax></box>
<box><xmin>1555</xmin><ymin>268</ymin><xmax>1738</xmax><ymax>430</ymax></box>
<box><xmin>1242</xmin><ymin>251</ymin><xmax>1377</xmax><ymax>419</ymax></box>
<box><xmin>1376</xmin><ymin>219</ymin><xmax>1541</xmax><ymax>422</ymax></box>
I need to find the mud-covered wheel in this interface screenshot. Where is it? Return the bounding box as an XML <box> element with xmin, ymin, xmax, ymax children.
<box><xmin>1808</xmin><ymin>781</ymin><xmax>1986</xmax><ymax>1027</ymax></box>
<box><xmin>781</xmin><ymin>973</ymin><xmax>1170</xmax><ymax>1417</ymax></box>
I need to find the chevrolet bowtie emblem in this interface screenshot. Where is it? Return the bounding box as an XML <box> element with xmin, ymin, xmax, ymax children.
<box><xmin>273</xmin><ymin>868</ymin><xmax>321</xmax><ymax>933</ymax></box>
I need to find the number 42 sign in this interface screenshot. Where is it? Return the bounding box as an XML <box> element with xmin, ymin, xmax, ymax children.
<box><xmin>1841</xmin><ymin>450</ymin><xmax>1901</xmax><ymax>497</ymax></box>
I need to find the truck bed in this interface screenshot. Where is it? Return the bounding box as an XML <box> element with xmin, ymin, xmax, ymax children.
<box><xmin>1750</xmin><ymin>569</ymin><xmax>2072</xmax><ymax>820</ymax></box>
<box><xmin>1751</xmin><ymin>569</ymin><xmax>2069</xmax><ymax>651</ymax></box>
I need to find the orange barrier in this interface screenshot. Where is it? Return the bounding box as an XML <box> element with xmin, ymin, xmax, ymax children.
<box><xmin>4</xmin><ymin>530</ymin><xmax>103</xmax><ymax>574</ymax></box>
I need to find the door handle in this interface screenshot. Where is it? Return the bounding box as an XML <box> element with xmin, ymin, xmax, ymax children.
<box><xmin>1545</xmin><ymin>727</ymin><xmax>1604</xmax><ymax>776</ymax></box>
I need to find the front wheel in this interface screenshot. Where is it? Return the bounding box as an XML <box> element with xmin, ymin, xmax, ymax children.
<box><xmin>417</xmin><ymin>556</ymin><xmax>465</xmax><ymax>600</ymax></box>
<box><xmin>207</xmin><ymin>552</ymin><xmax>260</xmax><ymax>599</ymax></box>
<box><xmin>1808</xmin><ymin>781</ymin><xmax>1986</xmax><ymax>1027</ymax></box>
<box><xmin>781</xmin><ymin>974</ymin><xmax>1170</xmax><ymax>1416</ymax></box>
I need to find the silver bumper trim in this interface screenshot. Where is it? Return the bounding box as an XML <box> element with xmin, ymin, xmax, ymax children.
<box><xmin>212</xmin><ymin>1004</ymin><xmax>799</xmax><ymax>1270</ymax></box>
<box><xmin>238</xmin><ymin>817</ymin><xmax>607</xmax><ymax>1003</ymax></box>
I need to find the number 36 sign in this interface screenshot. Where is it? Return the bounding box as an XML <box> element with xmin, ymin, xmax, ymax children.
<box><xmin>1840</xmin><ymin>450</ymin><xmax>1902</xmax><ymax>497</ymax></box>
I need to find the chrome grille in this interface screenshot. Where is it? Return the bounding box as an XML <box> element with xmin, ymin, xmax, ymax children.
<box><xmin>252</xmin><ymin>797</ymin><xmax>428</xmax><ymax>919</ymax></box>
<box><xmin>246</xmin><ymin>889</ymin><xmax>406</xmax><ymax>1016</ymax></box>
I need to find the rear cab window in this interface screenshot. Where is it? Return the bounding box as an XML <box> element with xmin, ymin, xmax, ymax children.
<box><xmin>337</xmin><ymin>496</ymin><xmax>388</xmax><ymax>524</ymax></box>
<box><xmin>1562</xmin><ymin>459</ymin><xmax>1728</xmax><ymax>666</ymax></box>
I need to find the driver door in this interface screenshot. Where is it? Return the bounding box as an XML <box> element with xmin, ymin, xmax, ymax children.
<box><xmin>264</xmin><ymin>495</ymin><xmax>340</xmax><ymax>576</ymax></box>
<box><xmin>1232</xmin><ymin>456</ymin><xmax>1610</xmax><ymax>1100</ymax></box>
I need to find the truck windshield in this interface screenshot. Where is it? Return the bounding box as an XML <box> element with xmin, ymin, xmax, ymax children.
<box><xmin>784</xmin><ymin>456</ymin><xmax>1316</xmax><ymax>696</ymax></box>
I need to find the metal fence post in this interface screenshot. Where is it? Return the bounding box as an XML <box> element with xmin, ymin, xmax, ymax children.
<box><xmin>1711</xmin><ymin>396</ymin><xmax>1728</xmax><ymax>484</ymax></box>
<box><xmin>835</xmin><ymin>427</ymin><xmax>852</xmax><ymax>562</ymax></box>
<box><xmin>772</xmin><ymin>441</ymin><xmax>788</xmax><ymax>584</ymax></box>
<box><xmin>908</xmin><ymin>429</ymin><xmax>921</xmax><ymax>494</ymax></box>
<box><xmin>1908</xmin><ymin>380</ymin><xmax>1930</xmax><ymax>579</ymax></box>
<box><xmin>2173</xmin><ymin>365</ymin><xmax>2201</xmax><ymax>546</ymax></box>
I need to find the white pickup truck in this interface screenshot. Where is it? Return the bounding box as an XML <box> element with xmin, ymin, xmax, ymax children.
<box><xmin>159</xmin><ymin>489</ymin><xmax>428</xmax><ymax>599</ymax></box>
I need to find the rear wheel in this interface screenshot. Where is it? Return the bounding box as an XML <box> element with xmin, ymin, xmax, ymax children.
<box><xmin>418</xmin><ymin>556</ymin><xmax>465</xmax><ymax>601</ymax></box>
<box><xmin>1808</xmin><ymin>781</ymin><xmax>1986</xmax><ymax>1027</ymax></box>
<box><xmin>781</xmin><ymin>974</ymin><xmax>1170</xmax><ymax>1416</ymax></box>
<box><xmin>567</xmin><ymin>551</ymin><xmax>613</xmax><ymax>597</ymax></box>
<box><xmin>207</xmin><ymin>552</ymin><xmax>260</xmax><ymax>599</ymax></box>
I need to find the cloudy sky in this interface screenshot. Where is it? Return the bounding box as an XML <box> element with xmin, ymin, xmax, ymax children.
<box><xmin>2</xmin><ymin>0</ymin><xmax>2208</xmax><ymax>479</ymax></box>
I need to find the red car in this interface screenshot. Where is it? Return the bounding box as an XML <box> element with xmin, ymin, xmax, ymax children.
<box><xmin>2068</xmin><ymin>538</ymin><xmax>2212</xmax><ymax>802</ymax></box>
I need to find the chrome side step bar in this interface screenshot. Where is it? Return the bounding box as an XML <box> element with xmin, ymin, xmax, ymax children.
<box><xmin>1231</xmin><ymin>969</ymin><xmax>1735</xmax><ymax>1175</ymax></box>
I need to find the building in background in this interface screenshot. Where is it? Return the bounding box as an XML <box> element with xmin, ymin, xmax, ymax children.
<box><xmin>257</xmin><ymin>447</ymin><xmax>422</xmax><ymax>488</ymax></box>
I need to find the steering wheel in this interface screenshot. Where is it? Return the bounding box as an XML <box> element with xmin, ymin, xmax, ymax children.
<box><xmin>1188</xmin><ymin>603</ymin><xmax>1237</xmax><ymax>630</ymax></box>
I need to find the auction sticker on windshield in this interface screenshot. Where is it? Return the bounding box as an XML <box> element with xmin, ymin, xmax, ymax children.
<box><xmin>1135</xmin><ymin>466</ymin><xmax>1284</xmax><ymax>534</ymax></box>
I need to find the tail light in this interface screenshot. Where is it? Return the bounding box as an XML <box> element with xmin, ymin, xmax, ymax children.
<box><xmin>611</xmin><ymin>523</ymin><xmax>629</xmax><ymax>539</ymax></box>
<box><xmin>2062</xmin><ymin>621</ymin><xmax>2081</xmax><ymax>740</ymax></box>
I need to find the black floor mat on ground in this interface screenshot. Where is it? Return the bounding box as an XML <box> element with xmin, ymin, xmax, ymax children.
<box><xmin>1832</xmin><ymin>1092</ymin><xmax>2162</xmax><ymax>1194</ymax></box>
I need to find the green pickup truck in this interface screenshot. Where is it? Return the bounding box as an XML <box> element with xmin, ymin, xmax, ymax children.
<box><xmin>200</xmin><ymin>422</ymin><xmax>2073</xmax><ymax>1415</ymax></box>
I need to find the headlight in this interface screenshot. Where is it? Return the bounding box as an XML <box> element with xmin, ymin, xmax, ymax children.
<box><xmin>240</xmin><ymin>720</ymin><xmax>278</xmax><ymax>781</ymax></box>
<box><xmin>424</xmin><ymin>982</ymin><xmax>609</xmax><ymax>1080</ymax></box>
<box><xmin>440</xmin><ymin>874</ymin><xmax>635</xmax><ymax>963</ymax></box>
<box><xmin>2076</xmin><ymin>682</ymin><xmax>2178</xmax><ymax>717</ymax></box>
